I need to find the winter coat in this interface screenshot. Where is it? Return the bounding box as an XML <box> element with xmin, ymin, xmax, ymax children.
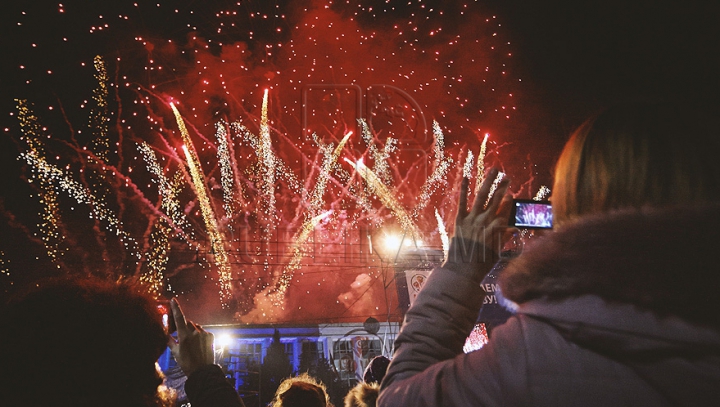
<box><xmin>185</xmin><ymin>364</ymin><xmax>246</xmax><ymax>407</ymax></box>
<box><xmin>378</xmin><ymin>204</ymin><xmax>720</xmax><ymax>407</ymax></box>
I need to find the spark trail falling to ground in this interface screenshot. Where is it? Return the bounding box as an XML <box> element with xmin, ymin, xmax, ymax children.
<box><xmin>272</xmin><ymin>131</ymin><xmax>354</xmax><ymax>302</ymax></box>
<box><xmin>475</xmin><ymin>133</ymin><xmax>490</xmax><ymax>194</ymax></box>
<box><xmin>534</xmin><ymin>185</ymin><xmax>551</xmax><ymax>201</ymax></box>
<box><xmin>137</xmin><ymin>142</ymin><xmax>193</xmax><ymax>240</ymax></box>
<box><xmin>257</xmin><ymin>89</ymin><xmax>277</xmax><ymax>252</ymax></box>
<box><xmin>19</xmin><ymin>150</ymin><xmax>138</xmax><ymax>258</ymax></box>
<box><xmin>464</xmin><ymin>151</ymin><xmax>475</xmax><ymax>178</ymax></box>
<box><xmin>16</xmin><ymin>100</ymin><xmax>63</xmax><ymax>266</ymax></box>
<box><xmin>358</xmin><ymin>119</ymin><xmax>396</xmax><ymax>186</ymax></box>
<box><xmin>413</xmin><ymin>121</ymin><xmax>453</xmax><ymax>217</ymax></box>
<box><xmin>172</xmin><ymin>104</ymin><xmax>232</xmax><ymax>305</ymax></box>
<box><xmin>215</xmin><ymin>121</ymin><xmax>242</xmax><ymax>221</ymax></box>
<box><xmin>436</xmin><ymin>208</ymin><xmax>449</xmax><ymax>256</ymax></box>
<box><xmin>346</xmin><ymin>158</ymin><xmax>419</xmax><ymax>240</ymax></box>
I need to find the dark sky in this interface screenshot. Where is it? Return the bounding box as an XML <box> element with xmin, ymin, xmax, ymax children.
<box><xmin>1</xmin><ymin>0</ymin><xmax>718</xmax><ymax>322</ymax></box>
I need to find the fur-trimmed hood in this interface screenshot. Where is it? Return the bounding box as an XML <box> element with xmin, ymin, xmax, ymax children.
<box><xmin>500</xmin><ymin>203</ymin><xmax>720</xmax><ymax>329</ymax></box>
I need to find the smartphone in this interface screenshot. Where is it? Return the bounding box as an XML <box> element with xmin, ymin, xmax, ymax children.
<box><xmin>510</xmin><ymin>199</ymin><xmax>553</xmax><ymax>229</ymax></box>
<box><xmin>157</xmin><ymin>300</ymin><xmax>177</xmax><ymax>334</ymax></box>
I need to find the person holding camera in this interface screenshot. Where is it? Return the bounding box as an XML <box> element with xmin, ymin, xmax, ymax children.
<box><xmin>378</xmin><ymin>103</ymin><xmax>720</xmax><ymax>406</ymax></box>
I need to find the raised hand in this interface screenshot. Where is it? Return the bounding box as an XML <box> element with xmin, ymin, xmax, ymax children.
<box><xmin>168</xmin><ymin>298</ymin><xmax>216</xmax><ymax>377</ymax></box>
<box><xmin>454</xmin><ymin>167</ymin><xmax>513</xmax><ymax>257</ymax></box>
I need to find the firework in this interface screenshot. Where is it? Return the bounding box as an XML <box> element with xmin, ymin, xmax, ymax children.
<box><xmin>141</xmin><ymin>218</ymin><xmax>170</xmax><ymax>298</ymax></box>
<box><xmin>89</xmin><ymin>56</ymin><xmax>110</xmax><ymax>162</ymax></box>
<box><xmin>463</xmin><ymin>150</ymin><xmax>475</xmax><ymax>179</ymax></box>
<box><xmin>475</xmin><ymin>133</ymin><xmax>490</xmax><ymax>194</ymax></box>
<box><xmin>358</xmin><ymin>118</ymin><xmax>396</xmax><ymax>186</ymax></box>
<box><xmin>485</xmin><ymin>171</ymin><xmax>506</xmax><ymax>208</ymax></box>
<box><xmin>534</xmin><ymin>185</ymin><xmax>551</xmax><ymax>201</ymax></box>
<box><xmin>435</xmin><ymin>209</ymin><xmax>449</xmax><ymax>257</ymax></box>
<box><xmin>20</xmin><ymin>150</ymin><xmax>138</xmax><ymax>258</ymax></box>
<box><xmin>137</xmin><ymin>142</ymin><xmax>193</xmax><ymax>240</ymax></box>
<box><xmin>215</xmin><ymin>121</ymin><xmax>240</xmax><ymax>220</ymax></box>
<box><xmin>16</xmin><ymin>100</ymin><xmax>63</xmax><ymax>265</ymax></box>
<box><xmin>172</xmin><ymin>102</ymin><xmax>233</xmax><ymax>304</ymax></box>
<box><xmin>413</xmin><ymin>121</ymin><xmax>453</xmax><ymax>217</ymax></box>
<box><xmin>346</xmin><ymin>158</ymin><xmax>419</xmax><ymax>240</ymax></box>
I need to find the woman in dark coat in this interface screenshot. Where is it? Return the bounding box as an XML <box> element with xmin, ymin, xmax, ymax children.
<box><xmin>378</xmin><ymin>103</ymin><xmax>720</xmax><ymax>406</ymax></box>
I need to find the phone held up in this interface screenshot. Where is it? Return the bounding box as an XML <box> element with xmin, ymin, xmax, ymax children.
<box><xmin>157</xmin><ymin>300</ymin><xmax>177</xmax><ymax>334</ymax></box>
<box><xmin>509</xmin><ymin>199</ymin><xmax>553</xmax><ymax>229</ymax></box>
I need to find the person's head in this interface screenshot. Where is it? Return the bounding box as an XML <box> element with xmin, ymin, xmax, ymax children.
<box><xmin>362</xmin><ymin>355</ymin><xmax>390</xmax><ymax>384</ymax></box>
<box><xmin>552</xmin><ymin>102</ymin><xmax>720</xmax><ymax>225</ymax></box>
<box><xmin>271</xmin><ymin>373</ymin><xmax>332</xmax><ymax>407</ymax></box>
<box><xmin>344</xmin><ymin>382</ymin><xmax>380</xmax><ymax>407</ymax></box>
<box><xmin>0</xmin><ymin>277</ymin><xmax>171</xmax><ymax>407</ymax></box>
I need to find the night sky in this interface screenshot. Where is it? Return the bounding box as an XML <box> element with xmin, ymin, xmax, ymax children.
<box><xmin>1</xmin><ymin>0</ymin><xmax>718</xmax><ymax>323</ymax></box>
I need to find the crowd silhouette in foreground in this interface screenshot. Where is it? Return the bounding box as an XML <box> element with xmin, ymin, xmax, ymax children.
<box><xmin>3</xmin><ymin>101</ymin><xmax>719</xmax><ymax>407</ymax></box>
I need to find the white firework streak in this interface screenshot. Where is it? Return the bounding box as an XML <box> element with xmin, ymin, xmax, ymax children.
<box><xmin>272</xmin><ymin>131</ymin><xmax>353</xmax><ymax>301</ymax></box>
<box><xmin>181</xmin><ymin>144</ymin><xmax>233</xmax><ymax>305</ymax></box>
<box><xmin>274</xmin><ymin>210</ymin><xmax>333</xmax><ymax>300</ymax></box>
<box><xmin>346</xmin><ymin>158</ymin><xmax>420</xmax><ymax>239</ymax></box>
<box><xmin>215</xmin><ymin>121</ymin><xmax>239</xmax><ymax>220</ymax></box>
<box><xmin>534</xmin><ymin>185</ymin><xmax>551</xmax><ymax>201</ymax></box>
<box><xmin>485</xmin><ymin>171</ymin><xmax>506</xmax><ymax>208</ymax></box>
<box><xmin>20</xmin><ymin>151</ymin><xmax>139</xmax><ymax>258</ymax></box>
<box><xmin>308</xmin><ymin>131</ymin><xmax>352</xmax><ymax>216</ymax></box>
<box><xmin>142</xmin><ymin>218</ymin><xmax>170</xmax><ymax>298</ymax></box>
<box><xmin>413</xmin><ymin>121</ymin><xmax>452</xmax><ymax>217</ymax></box>
<box><xmin>16</xmin><ymin>100</ymin><xmax>63</xmax><ymax>264</ymax></box>
<box><xmin>435</xmin><ymin>208</ymin><xmax>449</xmax><ymax>258</ymax></box>
<box><xmin>475</xmin><ymin>133</ymin><xmax>489</xmax><ymax>194</ymax></box>
<box><xmin>137</xmin><ymin>142</ymin><xmax>193</xmax><ymax>240</ymax></box>
<box><xmin>232</xmin><ymin>122</ymin><xmax>301</xmax><ymax>194</ymax></box>
<box><xmin>358</xmin><ymin>118</ymin><xmax>395</xmax><ymax>185</ymax></box>
<box><xmin>257</xmin><ymin>89</ymin><xmax>277</xmax><ymax>248</ymax></box>
<box><xmin>463</xmin><ymin>150</ymin><xmax>475</xmax><ymax>179</ymax></box>
<box><xmin>171</xmin><ymin>104</ymin><xmax>232</xmax><ymax>305</ymax></box>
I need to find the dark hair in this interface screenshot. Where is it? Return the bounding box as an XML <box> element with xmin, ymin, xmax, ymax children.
<box><xmin>0</xmin><ymin>277</ymin><xmax>171</xmax><ymax>407</ymax></box>
<box><xmin>552</xmin><ymin>103</ymin><xmax>720</xmax><ymax>225</ymax></box>
<box><xmin>362</xmin><ymin>355</ymin><xmax>390</xmax><ymax>384</ymax></box>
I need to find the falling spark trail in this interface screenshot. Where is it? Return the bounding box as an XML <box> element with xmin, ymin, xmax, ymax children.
<box><xmin>271</xmin><ymin>131</ymin><xmax>353</xmax><ymax>302</ymax></box>
<box><xmin>475</xmin><ymin>133</ymin><xmax>489</xmax><ymax>194</ymax></box>
<box><xmin>346</xmin><ymin>158</ymin><xmax>419</xmax><ymax>239</ymax></box>
<box><xmin>16</xmin><ymin>100</ymin><xmax>63</xmax><ymax>265</ymax></box>
<box><xmin>232</xmin><ymin>122</ymin><xmax>301</xmax><ymax>194</ymax></box>
<box><xmin>463</xmin><ymin>151</ymin><xmax>475</xmax><ymax>179</ymax></box>
<box><xmin>534</xmin><ymin>186</ymin><xmax>551</xmax><ymax>201</ymax></box>
<box><xmin>436</xmin><ymin>209</ymin><xmax>449</xmax><ymax>257</ymax></box>
<box><xmin>20</xmin><ymin>151</ymin><xmax>138</xmax><ymax>257</ymax></box>
<box><xmin>308</xmin><ymin>131</ymin><xmax>353</xmax><ymax>215</ymax></box>
<box><xmin>413</xmin><ymin>121</ymin><xmax>452</xmax><ymax>217</ymax></box>
<box><xmin>215</xmin><ymin>121</ymin><xmax>240</xmax><ymax>220</ymax></box>
<box><xmin>485</xmin><ymin>171</ymin><xmax>506</xmax><ymax>208</ymax></box>
<box><xmin>358</xmin><ymin>118</ymin><xmax>395</xmax><ymax>185</ymax></box>
<box><xmin>275</xmin><ymin>210</ymin><xmax>333</xmax><ymax>298</ymax></box>
<box><xmin>138</xmin><ymin>142</ymin><xmax>193</xmax><ymax>239</ymax></box>
<box><xmin>172</xmin><ymin>104</ymin><xmax>232</xmax><ymax>305</ymax></box>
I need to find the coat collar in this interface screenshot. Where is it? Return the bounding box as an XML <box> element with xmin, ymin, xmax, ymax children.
<box><xmin>499</xmin><ymin>203</ymin><xmax>720</xmax><ymax>329</ymax></box>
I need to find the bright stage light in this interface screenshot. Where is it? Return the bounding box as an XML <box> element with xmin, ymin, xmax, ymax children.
<box><xmin>215</xmin><ymin>334</ymin><xmax>233</xmax><ymax>349</ymax></box>
<box><xmin>383</xmin><ymin>234</ymin><xmax>402</xmax><ymax>252</ymax></box>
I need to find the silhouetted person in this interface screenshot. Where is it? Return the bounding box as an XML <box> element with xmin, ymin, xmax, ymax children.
<box><xmin>0</xmin><ymin>278</ymin><xmax>172</xmax><ymax>407</ymax></box>
<box><xmin>0</xmin><ymin>277</ymin><xmax>245</xmax><ymax>407</ymax></box>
